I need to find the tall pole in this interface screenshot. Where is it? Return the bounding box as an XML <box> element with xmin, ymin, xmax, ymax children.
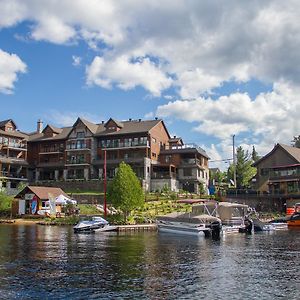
<box><xmin>233</xmin><ymin>134</ymin><xmax>237</xmax><ymax>188</ymax></box>
<box><xmin>103</xmin><ymin>149</ymin><xmax>107</xmax><ymax>218</ymax></box>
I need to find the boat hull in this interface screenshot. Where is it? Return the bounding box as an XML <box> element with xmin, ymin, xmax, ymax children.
<box><xmin>287</xmin><ymin>219</ymin><xmax>300</xmax><ymax>226</ymax></box>
<box><xmin>157</xmin><ymin>221</ymin><xmax>210</xmax><ymax>236</ymax></box>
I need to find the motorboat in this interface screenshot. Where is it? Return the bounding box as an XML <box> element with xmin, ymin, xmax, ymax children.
<box><xmin>287</xmin><ymin>203</ymin><xmax>300</xmax><ymax>226</ymax></box>
<box><xmin>74</xmin><ymin>216</ymin><xmax>116</xmax><ymax>233</ymax></box>
<box><xmin>156</xmin><ymin>210</ymin><xmax>222</xmax><ymax>238</ymax></box>
<box><xmin>191</xmin><ymin>201</ymin><xmax>253</xmax><ymax>234</ymax></box>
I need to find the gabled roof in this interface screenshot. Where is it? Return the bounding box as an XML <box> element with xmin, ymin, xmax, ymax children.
<box><xmin>15</xmin><ymin>186</ymin><xmax>68</xmax><ymax>200</ymax></box>
<box><xmin>169</xmin><ymin>137</ymin><xmax>183</xmax><ymax>145</ymax></box>
<box><xmin>104</xmin><ymin>118</ymin><xmax>124</xmax><ymax>128</ymax></box>
<box><xmin>74</xmin><ymin>117</ymin><xmax>99</xmax><ymax>134</ymax></box>
<box><xmin>28</xmin><ymin>127</ymin><xmax>72</xmax><ymax>142</ymax></box>
<box><xmin>44</xmin><ymin>125</ymin><xmax>63</xmax><ymax>134</ymax></box>
<box><xmin>253</xmin><ymin>143</ymin><xmax>300</xmax><ymax>166</ymax></box>
<box><xmin>95</xmin><ymin>119</ymin><xmax>167</xmax><ymax>137</ymax></box>
<box><xmin>0</xmin><ymin>119</ymin><xmax>17</xmax><ymax>128</ymax></box>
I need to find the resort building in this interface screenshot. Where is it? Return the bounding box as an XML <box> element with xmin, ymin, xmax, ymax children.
<box><xmin>0</xmin><ymin>119</ymin><xmax>28</xmax><ymax>192</ymax></box>
<box><xmin>26</xmin><ymin>117</ymin><xmax>210</xmax><ymax>193</ymax></box>
<box><xmin>252</xmin><ymin>143</ymin><xmax>300</xmax><ymax>195</ymax></box>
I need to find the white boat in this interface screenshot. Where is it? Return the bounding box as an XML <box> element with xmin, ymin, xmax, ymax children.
<box><xmin>156</xmin><ymin>211</ymin><xmax>222</xmax><ymax>237</ymax></box>
<box><xmin>73</xmin><ymin>216</ymin><xmax>116</xmax><ymax>233</ymax></box>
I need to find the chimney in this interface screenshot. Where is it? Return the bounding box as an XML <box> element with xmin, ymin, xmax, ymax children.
<box><xmin>139</xmin><ymin>118</ymin><xmax>141</xmax><ymax>122</ymax></box>
<box><xmin>129</xmin><ymin>118</ymin><xmax>132</xmax><ymax>121</ymax></box>
<box><xmin>37</xmin><ymin>119</ymin><xmax>43</xmax><ymax>133</ymax></box>
<box><xmin>173</xmin><ymin>135</ymin><xmax>176</xmax><ymax>138</ymax></box>
<box><xmin>155</xmin><ymin>117</ymin><xmax>158</xmax><ymax>120</ymax></box>
<box><xmin>101</xmin><ymin>121</ymin><xmax>104</xmax><ymax>124</ymax></box>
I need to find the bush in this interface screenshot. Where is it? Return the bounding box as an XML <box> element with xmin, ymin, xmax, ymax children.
<box><xmin>0</xmin><ymin>192</ymin><xmax>13</xmax><ymax>217</ymax></box>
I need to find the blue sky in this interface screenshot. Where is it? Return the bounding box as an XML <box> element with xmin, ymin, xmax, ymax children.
<box><xmin>1</xmin><ymin>1</ymin><xmax>300</xmax><ymax>169</ymax></box>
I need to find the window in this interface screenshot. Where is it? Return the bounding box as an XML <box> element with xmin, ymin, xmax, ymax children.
<box><xmin>77</xmin><ymin>131</ymin><xmax>85</xmax><ymax>139</ymax></box>
<box><xmin>140</xmin><ymin>137</ymin><xmax>147</xmax><ymax>145</ymax></box>
<box><xmin>183</xmin><ymin>168</ymin><xmax>192</xmax><ymax>176</ymax></box>
<box><xmin>260</xmin><ymin>168</ymin><xmax>269</xmax><ymax>176</ymax></box>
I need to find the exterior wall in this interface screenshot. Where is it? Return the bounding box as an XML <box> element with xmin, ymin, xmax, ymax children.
<box><xmin>254</xmin><ymin>146</ymin><xmax>299</xmax><ymax>193</ymax></box>
<box><xmin>150</xmin><ymin>178</ymin><xmax>179</xmax><ymax>192</ymax></box>
<box><xmin>149</xmin><ymin>122</ymin><xmax>170</xmax><ymax>162</ymax></box>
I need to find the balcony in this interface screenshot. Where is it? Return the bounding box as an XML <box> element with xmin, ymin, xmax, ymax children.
<box><xmin>0</xmin><ymin>155</ymin><xmax>28</xmax><ymax>165</ymax></box>
<box><xmin>93</xmin><ymin>157</ymin><xmax>145</xmax><ymax>165</ymax></box>
<box><xmin>2</xmin><ymin>142</ymin><xmax>27</xmax><ymax>151</ymax></box>
<box><xmin>65</xmin><ymin>159</ymin><xmax>90</xmax><ymax>166</ymax></box>
<box><xmin>37</xmin><ymin>161</ymin><xmax>65</xmax><ymax>168</ymax></box>
<box><xmin>66</xmin><ymin>144</ymin><xmax>91</xmax><ymax>151</ymax></box>
<box><xmin>0</xmin><ymin>171</ymin><xmax>28</xmax><ymax>180</ymax></box>
<box><xmin>151</xmin><ymin>172</ymin><xmax>176</xmax><ymax>179</ymax></box>
<box><xmin>39</xmin><ymin>148</ymin><xmax>64</xmax><ymax>154</ymax></box>
<box><xmin>100</xmin><ymin>141</ymin><xmax>149</xmax><ymax>150</ymax></box>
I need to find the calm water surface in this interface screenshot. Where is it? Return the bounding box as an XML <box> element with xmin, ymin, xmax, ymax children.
<box><xmin>0</xmin><ymin>224</ymin><xmax>299</xmax><ymax>299</ymax></box>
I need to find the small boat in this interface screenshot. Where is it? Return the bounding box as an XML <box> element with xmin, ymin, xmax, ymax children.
<box><xmin>74</xmin><ymin>216</ymin><xmax>116</xmax><ymax>233</ymax></box>
<box><xmin>156</xmin><ymin>211</ymin><xmax>222</xmax><ymax>238</ymax></box>
<box><xmin>287</xmin><ymin>203</ymin><xmax>300</xmax><ymax>226</ymax></box>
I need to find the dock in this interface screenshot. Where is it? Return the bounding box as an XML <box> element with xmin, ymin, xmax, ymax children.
<box><xmin>116</xmin><ymin>224</ymin><xmax>157</xmax><ymax>232</ymax></box>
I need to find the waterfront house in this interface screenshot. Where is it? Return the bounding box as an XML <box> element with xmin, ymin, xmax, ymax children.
<box><xmin>14</xmin><ymin>185</ymin><xmax>69</xmax><ymax>215</ymax></box>
<box><xmin>0</xmin><ymin>119</ymin><xmax>29</xmax><ymax>193</ymax></box>
<box><xmin>252</xmin><ymin>143</ymin><xmax>300</xmax><ymax>195</ymax></box>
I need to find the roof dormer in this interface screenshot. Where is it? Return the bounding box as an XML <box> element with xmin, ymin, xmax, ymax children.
<box><xmin>104</xmin><ymin>118</ymin><xmax>124</xmax><ymax>132</ymax></box>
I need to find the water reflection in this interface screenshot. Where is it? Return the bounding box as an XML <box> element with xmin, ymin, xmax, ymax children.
<box><xmin>0</xmin><ymin>225</ymin><xmax>299</xmax><ymax>299</ymax></box>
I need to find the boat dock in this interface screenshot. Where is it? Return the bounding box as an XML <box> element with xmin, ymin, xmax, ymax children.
<box><xmin>116</xmin><ymin>224</ymin><xmax>157</xmax><ymax>232</ymax></box>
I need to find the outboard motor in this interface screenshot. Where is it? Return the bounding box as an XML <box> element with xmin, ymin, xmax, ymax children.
<box><xmin>211</xmin><ymin>220</ymin><xmax>222</xmax><ymax>239</ymax></box>
<box><xmin>244</xmin><ymin>216</ymin><xmax>253</xmax><ymax>234</ymax></box>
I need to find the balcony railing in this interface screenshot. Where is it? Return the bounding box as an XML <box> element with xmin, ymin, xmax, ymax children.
<box><xmin>0</xmin><ymin>171</ymin><xmax>27</xmax><ymax>179</ymax></box>
<box><xmin>66</xmin><ymin>144</ymin><xmax>91</xmax><ymax>150</ymax></box>
<box><xmin>100</xmin><ymin>141</ymin><xmax>149</xmax><ymax>149</ymax></box>
<box><xmin>66</xmin><ymin>159</ymin><xmax>90</xmax><ymax>165</ymax></box>
<box><xmin>39</xmin><ymin>148</ymin><xmax>64</xmax><ymax>153</ymax></box>
<box><xmin>2</xmin><ymin>142</ymin><xmax>27</xmax><ymax>150</ymax></box>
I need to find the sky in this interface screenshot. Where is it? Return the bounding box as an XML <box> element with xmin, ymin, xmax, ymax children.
<box><xmin>1</xmin><ymin>0</ymin><xmax>300</xmax><ymax>170</ymax></box>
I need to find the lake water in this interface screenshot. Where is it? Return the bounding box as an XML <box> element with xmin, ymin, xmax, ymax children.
<box><xmin>0</xmin><ymin>224</ymin><xmax>299</xmax><ymax>300</ymax></box>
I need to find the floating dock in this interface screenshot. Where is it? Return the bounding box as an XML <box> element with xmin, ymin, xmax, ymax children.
<box><xmin>116</xmin><ymin>224</ymin><xmax>157</xmax><ymax>232</ymax></box>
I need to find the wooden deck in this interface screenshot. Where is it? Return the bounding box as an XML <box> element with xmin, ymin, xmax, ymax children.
<box><xmin>116</xmin><ymin>224</ymin><xmax>157</xmax><ymax>232</ymax></box>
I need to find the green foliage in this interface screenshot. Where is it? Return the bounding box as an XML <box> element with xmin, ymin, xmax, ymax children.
<box><xmin>235</xmin><ymin>146</ymin><xmax>257</xmax><ymax>188</ymax></box>
<box><xmin>291</xmin><ymin>135</ymin><xmax>300</xmax><ymax>148</ymax></box>
<box><xmin>78</xmin><ymin>204</ymin><xmax>99</xmax><ymax>215</ymax></box>
<box><xmin>251</xmin><ymin>146</ymin><xmax>260</xmax><ymax>162</ymax></box>
<box><xmin>44</xmin><ymin>215</ymin><xmax>80</xmax><ymax>225</ymax></box>
<box><xmin>0</xmin><ymin>192</ymin><xmax>13</xmax><ymax>216</ymax></box>
<box><xmin>107</xmin><ymin>162</ymin><xmax>144</xmax><ymax>220</ymax></box>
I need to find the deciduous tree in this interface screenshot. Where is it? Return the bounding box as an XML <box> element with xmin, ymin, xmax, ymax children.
<box><xmin>107</xmin><ymin>162</ymin><xmax>144</xmax><ymax>221</ymax></box>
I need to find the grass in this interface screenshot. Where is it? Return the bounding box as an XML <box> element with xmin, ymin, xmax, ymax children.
<box><xmin>78</xmin><ymin>204</ymin><xmax>101</xmax><ymax>215</ymax></box>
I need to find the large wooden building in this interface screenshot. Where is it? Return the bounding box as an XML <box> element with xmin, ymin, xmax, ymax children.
<box><xmin>0</xmin><ymin>119</ymin><xmax>28</xmax><ymax>192</ymax></box>
<box><xmin>1</xmin><ymin>117</ymin><xmax>211</xmax><ymax>193</ymax></box>
<box><xmin>252</xmin><ymin>143</ymin><xmax>300</xmax><ymax>195</ymax></box>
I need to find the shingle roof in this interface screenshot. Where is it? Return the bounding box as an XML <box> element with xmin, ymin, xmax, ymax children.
<box><xmin>0</xmin><ymin>129</ymin><xmax>28</xmax><ymax>139</ymax></box>
<box><xmin>95</xmin><ymin>119</ymin><xmax>163</xmax><ymax>136</ymax></box>
<box><xmin>79</xmin><ymin>118</ymin><xmax>99</xmax><ymax>134</ymax></box>
<box><xmin>0</xmin><ymin>119</ymin><xmax>16</xmax><ymax>128</ymax></box>
<box><xmin>15</xmin><ymin>186</ymin><xmax>68</xmax><ymax>200</ymax></box>
<box><xmin>253</xmin><ymin>143</ymin><xmax>300</xmax><ymax>166</ymax></box>
<box><xmin>29</xmin><ymin>127</ymin><xmax>72</xmax><ymax>142</ymax></box>
<box><xmin>46</xmin><ymin>125</ymin><xmax>63</xmax><ymax>134</ymax></box>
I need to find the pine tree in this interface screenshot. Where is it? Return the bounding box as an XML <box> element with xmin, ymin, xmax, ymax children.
<box><xmin>107</xmin><ymin>162</ymin><xmax>144</xmax><ymax>221</ymax></box>
<box><xmin>251</xmin><ymin>145</ymin><xmax>260</xmax><ymax>162</ymax></box>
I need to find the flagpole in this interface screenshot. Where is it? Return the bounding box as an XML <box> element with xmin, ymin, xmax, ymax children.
<box><xmin>103</xmin><ymin>149</ymin><xmax>107</xmax><ymax>218</ymax></box>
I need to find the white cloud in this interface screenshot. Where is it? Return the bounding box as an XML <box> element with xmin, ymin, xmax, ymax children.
<box><xmin>86</xmin><ymin>55</ymin><xmax>172</xmax><ymax>96</ymax></box>
<box><xmin>157</xmin><ymin>81</ymin><xmax>300</xmax><ymax>158</ymax></box>
<box><xmin>72</xmin><ymin>55</ymin><xmax>82</xmax><ymax>67</ymax></box>
<box><xmin>44</xmin><ymin>110</ymin><xmax>100</xmax><ymax>127</ymax></box>
<box><xmin>0</xmin><ymin>49</ymin><xmax>27</xmax><ymax>94</ymax></box>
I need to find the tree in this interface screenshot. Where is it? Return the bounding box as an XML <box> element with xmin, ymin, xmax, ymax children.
<box><xmin>251</xmin><ymin>146</ymin><xmax>260</xmax><ymax>162</ymax></box>
<box><xmin>291</xmin><ymin>135</ymin><xmax>300</xmax><ymax>148</ymax></box>
<box><xmin>107</xmin><ymin>162</ymin><xmax>144</xmax><ymax>221</ymax></box>
<box><xmin>228</xmin><ymin>146</ymin><xmax>257</xmax><ymax>189</ymax></box>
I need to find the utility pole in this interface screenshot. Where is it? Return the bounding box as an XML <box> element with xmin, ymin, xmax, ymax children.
<box><xmin>232</xmin><ymin>134</ymin><xmax>237</xmax><ymax>188</ymax></box>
